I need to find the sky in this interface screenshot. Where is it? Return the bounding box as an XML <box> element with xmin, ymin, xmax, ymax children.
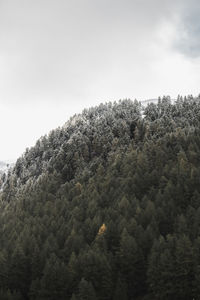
<box><xmin>0</xmin><ymin>0</ymin><xmax>200</xmax><ymax>161</ymax></box>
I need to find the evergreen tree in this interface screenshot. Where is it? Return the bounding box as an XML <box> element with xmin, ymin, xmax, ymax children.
<box><xmin>77</xmin><ymin>278</ymin><xmax>97</xmax><ymax>300</ymax></box>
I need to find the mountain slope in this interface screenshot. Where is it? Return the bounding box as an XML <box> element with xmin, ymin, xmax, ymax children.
<box><xmin>0</xmin><ymin>97</ymin><xmax>200</xmax><ymax>300</ymax></box>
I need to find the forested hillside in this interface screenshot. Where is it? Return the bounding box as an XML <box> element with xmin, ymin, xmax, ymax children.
<box><xmin>0</xmin><ymin>96</ymin><xmax>200</xmax><ymax>299</ymax></box>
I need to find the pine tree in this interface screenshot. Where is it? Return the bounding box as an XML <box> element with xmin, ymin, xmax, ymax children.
<box><xmin>113</xmin><ymin>274</ymin><xmax>128</xmax><ymax>300</ymax></box>
<box><xmin>40</xmin><ymin>253</ymin><xmax>68</xmax><ymax>300</ymax></box>
<box><xmin>118</xmin><ymin>228</ymin><xmax>145</xmax><ymax>298</ymax></box>
<box><xmin>77</xmin><ymin>278</ymin><xmax>97</xmax><ymax>300</ymax></box>
<box><xmin>9</xmin><ymin>245</ymin><xmax>30</xmax><ymax>298</ymax></box>
<box><xmin>70</xmin><ymin>293</ymin><xmax>78</xmax><ymax>300</ymax></box>
<box><xmin>174</xmin><ymin>235</ymin><xmax>195</xmax><ymax>299</ymax></box>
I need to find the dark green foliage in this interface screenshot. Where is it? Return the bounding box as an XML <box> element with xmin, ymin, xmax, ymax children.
<box><xmin>0</xmin><ymin>289</ymin><xmax>22</xmax><ymax>300</ymax></box>
<box><xmin>39</xmin><ymin>253</ymin><xmax>69</xmax><ymax>299</ymax></box>
<box><xmin>113</xmin><ymin>274</ymin><xmax>128</xmax><ymax>300</ymax></box>
<box><xmin>77</xmin><ymin>278</ymin><xmax>97</xmax><ymax>300</ymax></box>
<box><xmin>1</xmin><ymin>97</ymin><xmax>200</xmax><ymax>299</ymax></box>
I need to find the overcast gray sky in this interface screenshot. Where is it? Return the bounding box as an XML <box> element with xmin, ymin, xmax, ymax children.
<box><xmin>0</xmin><ymin>0</ymin><xmax>200</xmax><ymax>161</ymax></box>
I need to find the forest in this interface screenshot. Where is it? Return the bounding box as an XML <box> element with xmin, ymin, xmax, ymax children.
<box><xmin>0</xmin><ymin>96</ymin><xmax>200</xmax><ymax>299</ymax></box>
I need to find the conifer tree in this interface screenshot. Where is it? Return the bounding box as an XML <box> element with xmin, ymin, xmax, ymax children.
<box><xmin>77</xmin><ymin>278</ymin><xmax>97</xmax><ymax>300</ymax></box>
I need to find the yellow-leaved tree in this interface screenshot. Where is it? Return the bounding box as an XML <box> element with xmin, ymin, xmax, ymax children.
<box><xmin>98</xmin><ymin>223</ymin><xmax>106</xmax><ymax>236</ymax></box>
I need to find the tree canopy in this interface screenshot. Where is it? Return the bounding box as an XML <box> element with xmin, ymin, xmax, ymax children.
<box><xmin>0</xmin><ymin>97</ymin><xmax>200</xmax><ymax>299</ymax></box>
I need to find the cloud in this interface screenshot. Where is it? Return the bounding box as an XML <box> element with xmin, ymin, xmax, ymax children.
<box><xmin>0</xmin><ymin>0</ymin><xmax>177</xmax><ymax>105</ymax></box>
<box><xmin>173</xmin><ymin>0</ymin><xmax>200</xmax><ymax>58</ymax></box>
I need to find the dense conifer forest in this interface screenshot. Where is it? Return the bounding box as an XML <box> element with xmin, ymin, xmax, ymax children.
<box><xmin>0</xmin><ymin>96</ymin><xmax>200</xmax><ymax>299</ymax></box>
